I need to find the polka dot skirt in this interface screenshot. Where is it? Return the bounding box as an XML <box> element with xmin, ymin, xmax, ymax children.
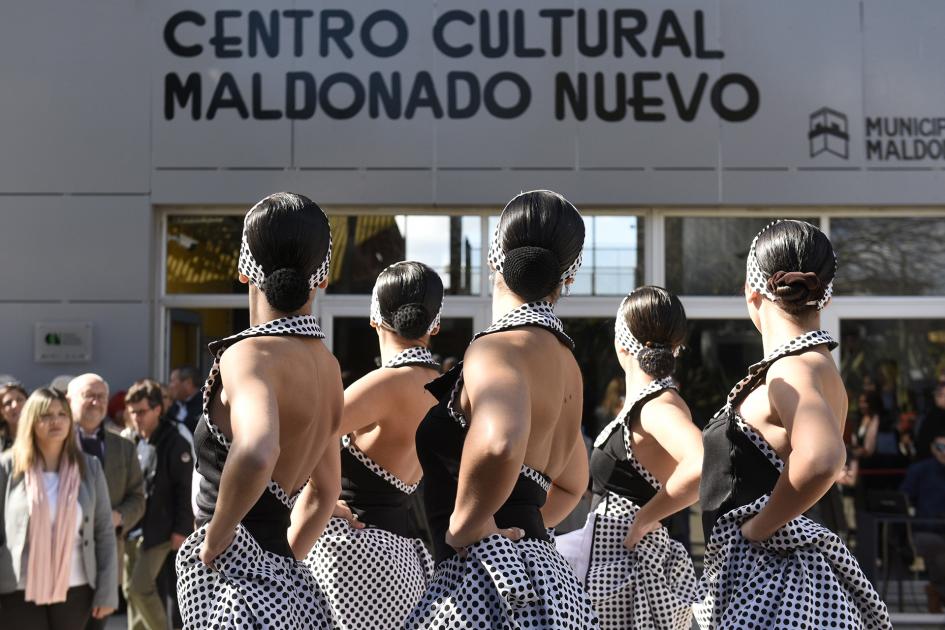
<box><xmin>178</xmin><ymin>314</ymin><xmax>333</xmax><ymax>629</ymax></box>
<box><xmin>176</xmin><ymin>523</ymin><xmax>333</xmax><ymax>629</ymax></box>
<box><xmin>306</xmin><ymin>517</ymin><xmax>434</xmax><ymax>630</ymax></box>
<box><xmin>697</xmin><ymin>330</ymin><xmax>889</xmax><ymax>629</ymax></box>
<box><xmin>571</xmin><ymin>494</ymin><xmax>697</xmax><ymax>630</ymax></box>
<box><xmin>404</xmin><ymin>534</ymin><xmax>599</xmax><ymax>629</ymax></box>
<box><xmin>694</xmin><ymin>495</ymin><xmax>891</xmax><ymax>629</ymax></box>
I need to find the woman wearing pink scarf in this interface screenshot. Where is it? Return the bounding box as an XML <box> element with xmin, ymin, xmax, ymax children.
<box><xmin>0</xmin><ymin>388</ymin><xmax>117</xmax><ymax>628</ymax></box>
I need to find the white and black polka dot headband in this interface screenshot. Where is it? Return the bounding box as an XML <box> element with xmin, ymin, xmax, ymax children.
<box><xmin>487</xmin><ymin>192</ymin><xmax>584</xmax><ymax>284</ymax></box>
<box><xmin>237</xmin><ymin>197</ymin><xmax>333</xmax><ymax>291</ymax></box>
<box><xmin>745</xmin><ymin>220</ymin><xmax>835</xmax><ymax>311</ymax></box>
<box><xmin>614</xmin><ymin>297</ymin><xmax>644</xmax><ymax>357</ymax></box>
<box><xmin>369</xmin><ymin>266</ymin><xmax>443</xmax><ymax>337</ymax></box>
<box><xmin>614</xmin><ymin>294</ymin><xmax>682</xmax><ymax>358</ymax></box>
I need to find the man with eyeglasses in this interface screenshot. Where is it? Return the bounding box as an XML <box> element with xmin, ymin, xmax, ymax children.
<box><xmin>901</xmin><ymin>431</ymin><xmax>945</xmax><ymax>613</ymax></box>
<box><xmin>68</xmin><ymin>373</ymin><xmax>146</xmax><ymax>630</ymax></box>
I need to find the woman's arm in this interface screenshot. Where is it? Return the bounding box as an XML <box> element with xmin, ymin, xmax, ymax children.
<box><xmin>90</xmin><ymin>458</ymin><xmax>118</xmax><ymax>613</ymax></box>
<box><xmin>861</xmin><ymin>416</ymin><xmax>879</xmax><ymax>457</ymax></box>
<box><xmin>447</xmin><ymin>340</ymin><xmax>530</xmax><ymax>547</ymax></box>
<box><xmin>541</xmin><ymin>431</ymin><xmax>589</xmax><ymax>528</ymax></box>
<box><xmin>288</xmin><ymin>443</ymin><xmax>342</xmax><ymax>559</ymax></box>
<box><xmin>201</xmin><ymin>342</ymin><xmax>281</xmax><ymax>564</ymax></box>
<box><xmin>741</xmin><ymin>360</ymin><xmax>846</xmax><ymax>542</ymax></box>
<box><xmin>625</xmin><ymin>396</ymin><xmax>703</xmax><ymax>548</ymax></box>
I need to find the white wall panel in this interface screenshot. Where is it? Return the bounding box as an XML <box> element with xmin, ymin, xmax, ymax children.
<box><xmin>0</xmin><ymin>1</ymin><xmax>150</xmax><ymax>193</ymax></box>
<box><xmin>0</xmin><ymin>196</ymin><xmax>151</xmax><ymax>301</ymax></box>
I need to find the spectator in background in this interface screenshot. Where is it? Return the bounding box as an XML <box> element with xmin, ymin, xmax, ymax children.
<box><xmin>66</xmin><ymin>374</ymin><xmax>145</xmax><ymax>630</ymax></box>
<box><xmin>167</xmin><ymin>367</ymin><xmax>201</xmax><ymax>434</ymax></box>
<box><xmin>106</xmin><ymin>392</ymin><xmax>127</xmax><ymax>433</ymax></box>
<box><xmin>915</xmin><ymin>383</ymin><xmax>945</xmax><ymax>461</ymax></box>
<box><xmin>850</xmin><ymin>391</ymin><xmax>883</xmax><ymax>461</ymax></box>
<box><xmin>0</xmin><ymin>388</ymin><xmax>117</xmax><ymax>628</ymax></box>
<box><xmin>122</xmin><ymin>379</ymin><xmax>193</xmax><ymax>630</ymax></box>
<box><xmin>900</xmin><ymin>431</ymin><xmax>945</xmax><ymax>613</ymax></box>
<box><xmin>1</xmin><ymin>382</ymin><xmax>28</xmax><ymax>450</ymax></box>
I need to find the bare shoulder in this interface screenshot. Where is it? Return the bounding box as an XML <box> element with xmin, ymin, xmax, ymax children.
<box><xmin>464</xmin><ymin>333</ymin><xmax>526</xmax><ymax>372</ymax></box>
<box><xmin>766</xmin><ymin>350</ymin><xmax>837</xmax><ymax>390</ymax></box>
<box><xmin>640</xmin><ymin>389</ymin><xmax>691</xmax><ymax>426</ymax></box>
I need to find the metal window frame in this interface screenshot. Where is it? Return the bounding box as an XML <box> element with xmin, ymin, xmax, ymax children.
<box><xmin>153</xmin><ymin>205</ymin><xmax>945</xmax><ymax>378</ymax></box>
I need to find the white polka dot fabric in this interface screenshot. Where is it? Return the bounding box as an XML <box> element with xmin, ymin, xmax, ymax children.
<box><xmin>593</xmin><ymin>377</ymin><xmax>677</xmax><ymax>492</ymax></box>
<box><xmin>237</xmin><ymin>198</ymin><xmax>333</xmax><ymax>291</ymax></box>
<box><xmin>383</xmin><ymin>346</ymin><xmax>440</xmax><ymax>370</ymax></box>
<box><xmin>745</xmin><ymin>221</ymin><xmax>835</xmax><ymax>311</ymax></box>
<box><xmin>178</xmin><ymin>314</ymin><xmax>332</xmax><ymax>629</ymax></box>
<box><xmin>565</xmin><ymin>379</ymin><xmax>695</xmax><ymax>630</ymax></box>
<box><xmin>369</xmin><ymin>269</ymin><xmax>443</xmax><ymax>337</ymax></box>
<box><xmin>696</xmin><ymin>330</ymin><xmax>890</xmax><ymax>629</ymax></box>
<box><xmin>614</xmin><ymin>296</ymin><xmax>644</xmax><ymax>357</ymax></box>
<box><xmin>306</xmin><ymin>517</ymin><xmax>434</xmax><ymax>630</ymax></box>
<box><xmin>404</xmin><ymin>534</ymin><xmax>599</xmax><ymax>629</ymax></box>
<box><xmin>340</xmin><ymin>434</ymin><xmax>419</xmax><ymax>495</ymax></box>
<box><xmin>407</xmin><ymin>299</ymin><xmax>597</xmax><ymax>628</ymax></box>
<box><xmin>694</xmin><ymin>495</ymin><xmax>891</xmax><ymax>630</ymax></box>
<box><xmin>487</xmin><ymin>192</ymin><xmax>584</xmax><ymax>285</ymax></box>
<box><xmin>573</xmin><ymin>493</ymin><xmax>697</xmax><ymax>630</ymax></box>
<box><xmin>177</xmin><ymin>523</ymin><xmax>333</xmax><ymax>629</ymax></box>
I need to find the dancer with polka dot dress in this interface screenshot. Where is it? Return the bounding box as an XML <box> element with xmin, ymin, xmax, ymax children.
<box><xmin>556</xmin><ymin>286</ymin><xmax>701</xmax><ymax>630</ymax></box>
<box><xmin>176</xmin><ymin>193</ymin><xmax>342</xmax><ymax>629</ymax></box>
<box><xmin>696</xmin><ymin>220</ymin><xmax>891</xmax><ymax>629</ymax></box>
<box><xmin>304</xmin><ymin>261</ymin><xmax>443</xmax><ymax>629</ymax></box>
<box><xmin>406</xmin><ymin>190</ymin><xmax>599</xmax><ymax>629</ymax></box>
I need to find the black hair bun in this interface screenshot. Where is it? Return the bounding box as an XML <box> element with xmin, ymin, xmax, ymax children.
<box><xmin>392</xmin><ymin>303</ymin><xmax>430</xmax><ymax>339</ymax></box>
<box><xmin>263</xmin><ymin>268</ymin><xmax>309</xmax><ymax>312</ymax></box>
<box><xmin>637</xmin><ymin>345</ymin><xmax>675</xmax><ymax>378</ymax></box>
<box><xmin>503</xmin><ymin>246</ymin><xmax>561</xmax><ymax>302</ymax></box>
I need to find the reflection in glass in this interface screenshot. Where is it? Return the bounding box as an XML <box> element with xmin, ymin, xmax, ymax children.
<box><xmin>665</xmin><ymin>217</ymin><xmax>817</xmax><ymax>296</ymax></box>
<box><xmin>487</xmin><ymin>215</ymin><xmax>645</xmax><ymax>297</ymax></box>
<box><xmin>674</xmin><ymin>319</ymin><xmax>762</xmax><ymax>427</ymax></box>
<box><xmin>840</xmin><ymin>319</ymin><xmax>945</xmax><ymax>416</ymax></box>
<box><xmin>832</xmin><ymin>218</ymin><xmax>945</xmax><ymax>295</ymax></box>
<box><xmin>167</xmin><ymin>216</ymin><xmax>246</xmax><ymax>294</ymax></box>
<box><xmin>167</xmin><ymin>308</ymin><xmax>249</xmax><ymax>378</ymax></box>
<box><xmin>327</xmin><ymin>215</ymin><xmax>481</xmax><ymax>295</ymax></box>
<box><xmin>331</xmin><ymin>317</ymin><xmax>474</xmax><ymax>387</ymax></box>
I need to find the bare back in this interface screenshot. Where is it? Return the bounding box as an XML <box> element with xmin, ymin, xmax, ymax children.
<box><xmin>211</xmin><ymin>335</ymin><xmax>343</xmax><ymax>496</ymax></box>
<box><xmin>345</xmin><ymin>364</ymin><xmax>440</xmax><ymax>485</ymax></box>
<box><xmin>460</xmin><ymin>327</ymin><xmax>583</xmax><ymax>479</ymax></box>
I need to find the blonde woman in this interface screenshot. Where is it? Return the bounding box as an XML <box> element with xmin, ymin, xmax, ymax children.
<box><xmin>0</xmin><ymin>388</ymin><xmax>117</xmax><ymax>629</ymax></box>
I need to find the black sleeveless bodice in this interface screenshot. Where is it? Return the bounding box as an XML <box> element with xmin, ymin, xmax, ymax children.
<box><xmin>415</xmin><ymin>302</ymin><xmax>572</xmax><ymax>564</ymax></box>
<box><xmin>339</xmin><ymin>347</ymin><xmax>438</xmax><ymax>538</ymax></box>
<box><xmin>339</xmin><ymin>440</ymin><xmax>418</xmax><ymax>540</ymax></box>
<box><xmin>590</xmin><ymin>378</ymin><xmax>677</xmax><ymax>508</ymax></box>
<box><xmin>193</xmin><ymin>315</ymin><xmax>326</xmax><ymax>558</ymax></box>
<box><xmin>700</xmin><ymin>330</ymin><xmax>838</xmax><ymax>541</ymax></box>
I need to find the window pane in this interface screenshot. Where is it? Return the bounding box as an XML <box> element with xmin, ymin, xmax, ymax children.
<box><xmin>832</xmin><ymin>218</ymin><xmax>945</xmax><ymax>295</ymax></box>
<box><xmin>486</xmin><ymin>214</ymin><xmax>645</xmax><ymax>297</ymax></box>
<box><xmin>166</xmin><ymin>216</ymin><xmax>246</xmax><ymax>294</ymax></box>
<box><xmin>840</xmin><ymin>319</ymin><xmax>945</xmax><ymax>415</ymax></box>
<box><xmin>674</xmin><ymin>319</ymin><xmax>763</xmax><ymax>426</ymax></box>
<box><xmin>326</xmin><ymin>215</ymin><xmax>481</xmax><ymax>295</ymax></box>
<box><xmin>167</xmin><ymin>307</ymin><xmax>249</xmax><ymax>378</ymax></box>
<box><xmin>331</xmin><ymin>316</ymin><xmax>473</xmax><ymax>386</ymax></box>
<box><xmin>665</xmin><ymin>217</ymin><xmax>817</xmax><ymax>296</ymax></box>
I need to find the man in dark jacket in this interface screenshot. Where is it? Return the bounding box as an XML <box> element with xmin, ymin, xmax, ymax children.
<box><xmin>168</xmin><ymin>366</ymin><xmax>202</xmax><ymax>434</ymax></box>
<box><xmin>123</xmin><ymin>379</ymin><xmax>194</xmax><ymax>630</ymax></box>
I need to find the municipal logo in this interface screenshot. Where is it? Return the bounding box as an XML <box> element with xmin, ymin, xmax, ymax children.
<box><xmin>809</xmin><ymin>107</ymin><xmax>849</xmax><ymax>159</ymax></box>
